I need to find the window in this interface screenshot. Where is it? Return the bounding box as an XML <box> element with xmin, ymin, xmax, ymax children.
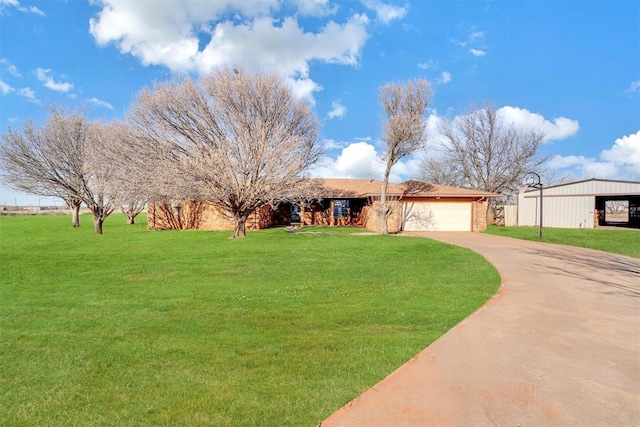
<box><xmin>333</xmin><ymin>199</ymin><xmax>349</xmax><ymax>218</ymax></box>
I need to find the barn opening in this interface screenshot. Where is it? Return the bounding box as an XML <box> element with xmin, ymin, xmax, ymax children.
<box><xmin>596</xmin><ymin>196</ymin><xmax>640</xmax><ymax>228</ymax></box>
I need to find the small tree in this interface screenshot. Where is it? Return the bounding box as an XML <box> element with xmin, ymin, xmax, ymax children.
<box><xmin>98</xmin><ymin>122</ymin><xmax>147</xmax><ymax>225</ymax></box>
<box><xmin>121</xmin><ymin>201</ymin><xmax>145</xmax><ymax>225</ymax></box>
<box><xmin>83</xmin><ymin>122</ymin><xmax>120</xmax><ymax>234</ymax></box>
<box><xmin>378</xmin><ymin>79</ymin><xmax>432</xmax><ymax>234</ymax></box>
<box><xmin>127</xmin><ymin>67</ymin><xmax>322</xmax><ymax>238</ymax></box>
<box><xmin>417</xmin><ymin>104</ymin><xmax>546</xmax><ymax>219</ymax></box>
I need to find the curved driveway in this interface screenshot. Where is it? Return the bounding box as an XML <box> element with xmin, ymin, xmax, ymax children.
<box><xmin>322</xmin><ymin>232</ymin><xmax>640</xmax><ymax>426</ymax></box>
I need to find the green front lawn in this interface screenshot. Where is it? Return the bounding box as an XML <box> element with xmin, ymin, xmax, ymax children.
<box><xmin>1</xmin><ymin>214</ymin><xmax>499</xmax><ymax>426</ymax></box>
<box><xmin>485</xmin><ymin>225</ymin><xmax>640</xmax><ymax>258</ymax></box>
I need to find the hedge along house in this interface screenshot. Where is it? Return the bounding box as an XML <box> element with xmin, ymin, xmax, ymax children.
<box><xmin>147</xmin><ymin>178</ymin><xmax>498</xmax><ymax>232</ymax></box>
<box><xmin>517</xmin><ymin>178</ymin><xmax>640</xmax><ymax>229</ymax></box>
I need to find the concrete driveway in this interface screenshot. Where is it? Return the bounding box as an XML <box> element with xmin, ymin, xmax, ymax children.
<box><xmin>322</xmin><ymin>232</ymin><xmax>640</xmax><ymax>426</ymax></box>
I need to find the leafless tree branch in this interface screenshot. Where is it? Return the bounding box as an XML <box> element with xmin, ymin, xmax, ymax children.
<box><xmin>378</xmin><ymin>79</ymin><xmax>432</xmax><ymax>234</ymax></box>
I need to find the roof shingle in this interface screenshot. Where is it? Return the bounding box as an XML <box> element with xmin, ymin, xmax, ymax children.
<box><xmin>310</xmin><ymin>178</ymin><xmax>498</xmax><ymax>198</ymax></box>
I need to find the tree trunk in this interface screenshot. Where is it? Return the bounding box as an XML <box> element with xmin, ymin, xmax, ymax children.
<box><xmin>486</xmin><ymin>199</ymin><xmax>497</xmax><ymax>225</ymax></box>
<box><xmin>93</xmin><ymin>215</ymin><xmax>104</xmax><ymax>235</ymax></box>
<box><xmin>70</xmin><ymin>200</ymin><xmax>81</xmax><ymax>228</ymax></box>
<box><xmin>378</xmin><ymin>159</ymin><xmax>393</xmax><ymax>234</ymax></box>
<box><xmin>378</xmin><ymin>199</ymin><xmax>389</xmax><ymax>235</ymax></box>
<box><xmin>233</xmin><ymin>214</ymin><xmax>247</xmax><ymax>238</ymax></box>
<box><xmin>127</xmin><ymin>214</ymin><xmax>135</xmax><ymax>225</ymax></box>
<box><xmin>92</xmin><ymin>203</ymin><xmax>105</xmax><ymax>235</ymax></box>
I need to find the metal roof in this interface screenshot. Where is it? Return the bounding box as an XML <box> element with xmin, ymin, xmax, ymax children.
<box><xmin>522</xmin><ymin>178</ymin><xmax>640</xmax><ymax>196</ymax></box>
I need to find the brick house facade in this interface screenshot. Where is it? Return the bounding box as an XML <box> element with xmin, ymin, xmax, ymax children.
<box><xmin>147</xmin><ymin>179</ymin><xmax>497</xmax><ymax>232</ymax></box>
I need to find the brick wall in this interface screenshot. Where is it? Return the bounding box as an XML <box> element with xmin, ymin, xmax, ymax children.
<box><xmin>149</xmin><ymin>201</ymin><xmax>274</xmax><ymax>231</ymax></box>
<box><xmin>471</xmin><ymin>200</ymin><xmax>488</xmax><ymax>232</ymax></box>
<box><xmin>361</xmin><ymin>200</ymin><xmax>403</xmax><ymax>233</ymax></box>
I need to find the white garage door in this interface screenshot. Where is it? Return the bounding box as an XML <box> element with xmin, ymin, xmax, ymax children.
<box><xmin>403</xmin><ymin>202</ymin><xmax>472</xmax><ymax>231</ymax></box>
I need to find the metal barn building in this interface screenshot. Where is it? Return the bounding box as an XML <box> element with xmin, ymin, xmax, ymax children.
<box><xmin>517</xmin><ymin>178</ymin><xmax>640</xmax><ymax>229</ymax></box>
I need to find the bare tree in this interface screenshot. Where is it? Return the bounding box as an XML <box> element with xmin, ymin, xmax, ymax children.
<box><xmin>0</xmin><ymin>107</ymin><xmax>89</xmax><ymax>227</ymax></box>
<box><xmin>83</xmin><ymin>122</ymin><xmax>121</xmax><ymax>234</ymax></box>
<box><xmin>121</xmin><ymin>201</ymin><xmax>145</xmax><ymax>225</ymax></box>
<box><xmin>0</xmin><ymin>107</ymin><xmax>122</xmax><ymax>234</ymax></box>
<box><xmin>126</xmin><ymin>67</ymin><xmax>322</xmax><ymax>237</ymax></box>
<box><xmin>98</xmin><ymin>122</ymin><xmax>147</xmax><ymax>225</ymax></box>
<box><xmin>378</xmin><ymin>79</ymin><xmax>432</xmax><ymax>234</ymax></box>
<box><xmin>417</xmin><ymin>104</ymin><xmax>546</xmax><ymax>219</ymax></box>
<box><xmin>416</xmin><ymin>157</ymin><xmax>464</xmax><ymax>187</ymax></box>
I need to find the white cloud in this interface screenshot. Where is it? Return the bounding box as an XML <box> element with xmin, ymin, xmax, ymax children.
<box><xmin>327</xmin><ymin>100</ymin><xmax>347</xmax><ymax>119</ymax></box>
<box><xmin>0</xmin><ymin>79</ymin><xmax>14</xmax><ymax>94</ymax></box>
<box><xmin>310</xmin><ymin>141</ymin><xmax>383</xmax><ymax>179</ymax></box>
<box><xmin>35</xmin><ymin>68</ymin><xmax>74</xmax><ymax>93</ymax></box>
<box><xmin>424</xmin><ymin>112</ymin><xmax>447</xmax><ymax>148</ymax></box>
<box><xmin>89</xmin><ymin>0</ymin><xmax>370</xmax><ymax>101</ymax></box>
<box><xmin>436</xmin><ymin>71</ymin><xmax>451</xmax><ymax>84</ymax></box>
<box><xmin>5</xmin><ymin>63</ymin><xmax>20</xmax><ymax>77</ymax></box>
<box><xmin>17</xmin><ymin>86</ymin><xmax>39</xmax><ymax>103</ymax></box>
<box><xmin>361</xmin><ymin>0</ymin><xmax>407</xmax><ymax>24</ymax></box>
<box><xmin>624</xmin><ymin>80</ymin><xmax>640</xmax><ymax>95</ymax></box>
<box><xmin>496</xmin><ymin>106</ymin><xmax>579</xmax><ymax>142</ymax></box>
<box><xmin>322</xmin><ymin>138</ymin><xmax>345</xmax><ymax>150</ymax></box>
<box><xmin>293</xmin><ymin>0</ymin><xmax>338</xmax><ymax>16</ymax></box>
<box><xmin>88</xmin><ymin>97</ymin><xmax>114</xmax><ymax>110</ymax></box>
<box><xmin>417</xmin><ymin>59</ymin><xmax>438</xmax><ymax>70</ymax></box>
<box><xmin>451</xmin><ymin>29</ymin><xmax>484</xmax><ymax>47</ymax></box>
<box><xmin>27</xmin><ymin>4</ymin><xmax>42</xmax><ymax>15</ymax></box>
<box><xmin>285</xmin><ymin>76</ymin><xmax>323</xmax><ymax>101</ymax></box>
<box><xmin>196</xmin><ymin>16</ymin><xmax>367</xmax><ymax>73</ymax></box>
<box><xmin>309</xmin><ymin>140</ymin><xmax>417</xmax><ymax>182</ymax></box>
<box><xmin>548</xmin><ymin>131</ymin><xmax>640</xmax><ymax>181</ymax></box>
<box><xmin>0</xmin><ymin>58</ymin><xmax>21</xmax><ymax>77</ymax></box>
<box><xmin>452</xmin><ymin>28</ymin><xmax>487</xmax><ymax>57</ymax></box>
<box><xmin>0</xmin><ymin>0</ymin><xmax>44</xmax><ymax>15</ymax></box>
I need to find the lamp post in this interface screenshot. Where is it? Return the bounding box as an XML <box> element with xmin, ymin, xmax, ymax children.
<box><xmin>525</xmin><ymin>172</ymin><xmax>543</xmax><ymax>240</ymax></box>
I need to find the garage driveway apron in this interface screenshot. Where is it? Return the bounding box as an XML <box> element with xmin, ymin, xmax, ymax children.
<box><xmin>321</xmin><ymin>232</ymin><xmax>640</xmax><ymax>426</ymax></box>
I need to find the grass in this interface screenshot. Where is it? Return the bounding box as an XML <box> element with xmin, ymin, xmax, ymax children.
<box><xmin>485</xmin><ymin>225</ymin><xmax>640</xmax><ymax>258</ymax></box>
<box><xmin>1</xmin><ymin>214</ymin><xmax>500</xmax><ymax>426</ymax></box>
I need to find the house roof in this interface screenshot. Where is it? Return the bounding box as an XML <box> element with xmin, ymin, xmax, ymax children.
<box><xmin>310</xmin><ymin>178</ymin><xmax>405</xmax><ymax>198</ymax></box>
<box><xmin>310</xmin><ymin>178</ymin><xmax>499</xmax><ymax>199</ymax></box>
<box><xmin>401</xmin><ymin>180</ymin><xmax>499</xmax><ymax>198</ymax></box>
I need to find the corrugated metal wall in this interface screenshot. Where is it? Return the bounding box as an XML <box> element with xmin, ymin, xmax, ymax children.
<box><xmin>542</xmin><ymin>180</ymin><xmax>640</xmax><ymax>196</ymax></box>
<box><xmin>504</xmin><ymin>205</ymin><xmax>517</xmax><ymax>226</ymax></box>
<box><xmin>518</xmin><ymin>192</ymin><xmax>595</xmax><ymax>228</ymax></box>
<box><xmin>516</xmin><ymin>179</ymin><xmax>640</xmax><ymax>229</ymax></box>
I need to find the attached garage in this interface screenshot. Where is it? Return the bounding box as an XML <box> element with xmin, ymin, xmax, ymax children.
<box><xmin>399</xmin><ymin>181</ymin><xmax>498</xmax><ymax>232</ymax></box>
<box><xmin>403</xmin><ymin>201</ymin><xmax>472</xmax><ymax>231</ymax></box>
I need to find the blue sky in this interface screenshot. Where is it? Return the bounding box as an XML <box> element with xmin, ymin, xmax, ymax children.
<box><xmin>1</xmin><ymin>0</ymin><xmax>639</xmax><ymax>205</ymax></box>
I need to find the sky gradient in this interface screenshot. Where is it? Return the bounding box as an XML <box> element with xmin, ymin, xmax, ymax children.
<box><xmin>1</xmin><ymin>0</ymin><xmax>639</xmax><ymax>205</ymax></box>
